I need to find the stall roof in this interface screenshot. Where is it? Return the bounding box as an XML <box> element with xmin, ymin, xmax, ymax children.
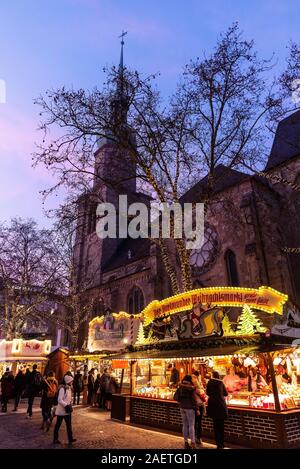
<box><xmin>110</xmin><ymin>342</ymin><xmax>294</xmax><ymax>361</ymax></box>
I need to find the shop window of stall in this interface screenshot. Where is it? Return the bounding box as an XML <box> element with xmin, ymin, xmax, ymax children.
<box><xmin>129</xmin><ymin>349</ymin><xmax>300</xmax><ymax>412</ymax></box>
<box><xmin>127</xmin><ymin>287</ymin><xmax>144</xmax><ymax>314</ymax></box>
<box><xmin>272</xmin><ymin>349</ymin><xmax>300</xmax><ymax>410</ymax></box>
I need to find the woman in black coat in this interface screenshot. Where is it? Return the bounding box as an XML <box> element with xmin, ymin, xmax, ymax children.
<box><xmin>206</xmin><ymin>371</ymin><xmax>228</xmax><ymax>449</ymax></box>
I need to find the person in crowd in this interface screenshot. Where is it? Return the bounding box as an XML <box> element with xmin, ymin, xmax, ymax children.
<box><xmin>192</xmin><ymin>370</ymin><xmax>206</xmax><ymax>446</ymax></box>
<box><xmin>53</xmin><ymin>374</ymin><xmax>76</xmax><ymax>445</ymax></box>
<box><xmin>24</xmin><ymin>368</ymin><xmax>31</xmax><ymax>389</ymax></box>
<box><xmin>248</xmin><ymin>367</ymin><xmax>269</xmax><ymax>392</ymax></box>
<box><xmin>13</xmin><ymin>367</ymin><xmax>25</xmax><ymax>411</ymax></box>
<box><xmin>40</xmin><ymin>371</ymin><xmax>58</xmax><ymax>431</ymax></box>
<box><xmin>105</xmin><ymin>373</ymin><xmax>119</xmax><ymax>411</ymax></box>
<box><xmin>174</xmin><ymin>375</ymin><xmax>196</xmax><ymax>449</ymax></box>
<box><xmin>82</xmin><ymin>365</ymin><xmax>88</xmax><ymax>405</ymax></box>
<box><xmin>1</xmin><ymin>368</ymin><xmax>14</xmax><ymax>412</ymax></box>
<box><xmin>93</xmin><ymin>373</ymin><xmax>101</xmax><ymax>407</ymax></box>
<box><xmin>73</xmin><ymin>370</ymin><xmax>83</xmax><ymax>405</ymax></box>
<box><xmin>206</xmin><ymin>370</ymin><xmax>228</xmax><ymax>449</ymax></box>
<box><xmin>87</xmin><ymin>368</ymin><xmax>95</xmax><ymax>405</ymax></box>
<box><xmin>99</xmin><ymin>368</ymin><xmax>110</xmax><ymax>409</ymax></box>
<box><xmin>169</xmin><ymin>363</ymin><xmax>180</xmax><ymax>388</ymax></box>
<box><xmin>26</xmin><ymin>364</ymin><xmax>42</xmax><ymax>419</ymax></box>
<box><xmin>166</xmin><ymin>364</ymin><xmax>172</xmax><ymax>386</ymax></box>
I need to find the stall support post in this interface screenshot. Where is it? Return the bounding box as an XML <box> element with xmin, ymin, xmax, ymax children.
<box><xmin>266</xmin><ymin>352</ymin><xmax>281</xmax><ymax>412</ymax></box>
<box><xmin>129</xmin><ymin>361</ymin><xmax>136</xmax><ymax>396</ymax></box>
<box><xmin>120</xmin><ymin>369</ymin><xmax>124</xmax><ymax>393</ymax></box>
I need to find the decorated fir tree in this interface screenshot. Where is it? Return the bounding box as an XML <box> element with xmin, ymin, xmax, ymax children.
<box><xmin>235</xmin><ymin>305</ymin><xmax>266</xmax><ymax>335</ymax></box>
<box><xmin>222</xmin><ymin>314</ymin><xmax>235</xmax><ymax>336</ymax></box>
<box><xmin>136</xmin><ymin>322</ymin><xmax>146</xmax><ymax>345</ymax></box>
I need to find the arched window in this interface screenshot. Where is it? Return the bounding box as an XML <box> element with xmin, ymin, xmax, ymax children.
<box><xmin>225</xmin><ymin>249</ymin><xmax>239</xmax><ymax>286</ymax></box>
<box><xmin>127</xmin><ymin>287</ymin><xmax>145</xmax><ymax>314</ymax></box>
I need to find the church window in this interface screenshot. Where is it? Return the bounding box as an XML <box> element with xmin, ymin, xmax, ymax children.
<box><xmin>87</xmin><ymin>203</ymin><xmax>97</xmax><ymax>234</ymax></box>
<box><xmin>190</xmin><ymin>224</ymin><xmax>219</xmax><ymax>274</ymax></box>
<box><xmin>127</xmin><ymin>287</ymin><xmax>144</xmax><ymax>314</ymax></box>
<box><xmin>225</xmin><ymin>249</ymin><xmax>239</xmax><ymax>286</ymax></box>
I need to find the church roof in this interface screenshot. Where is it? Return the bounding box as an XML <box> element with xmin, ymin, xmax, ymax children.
<box><xmin>102</xmin><ymin>236</ymin><xmax>151</xmax><ymax>273</ymax></box>
<box><xmin>181</xmin><ymin>164</ymin><xmax>249</xmax><ymax>203</ymax></box>
<box><xmin>265</xmin><ymin>110</ymin><xmax>300</xmax><ymax>170</ymax></box>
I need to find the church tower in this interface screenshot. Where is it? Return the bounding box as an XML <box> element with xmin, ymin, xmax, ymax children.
<box><xmin>74</xmin><ymin>34</ymin><xmax>138</xmax><ymax>288</ymax></box>
<box><xmin>94</xmin><ymin>31</ymin><xmax>137</xmax><ymax>202</ymax></box>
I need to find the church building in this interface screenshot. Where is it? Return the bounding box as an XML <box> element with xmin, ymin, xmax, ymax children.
<box><xmin>73</xmin><ymin>44</ymin><xmax>300</xmax><ymax>346</ymax></box>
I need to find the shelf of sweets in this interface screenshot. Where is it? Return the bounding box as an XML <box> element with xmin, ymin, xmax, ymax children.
<box><xmin>133</xmin><ymin>386</ymin><xmax>174</xmax><ymax>400</ymax></box>
<box><xmin>227</xmin><ymin>392</ymin><xmax>276</xmax><ymax>409</ymax></box>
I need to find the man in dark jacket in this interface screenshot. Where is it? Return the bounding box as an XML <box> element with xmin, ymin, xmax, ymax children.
<box><xmin>99</xmin><ymin>369</ymin><xmax>110</xmax><ymax>409</ymax></box>
<box><xmin>87</xmin><ymin>369</ymin><xmax>95</xmax><ymax>405</ymax></box>
<box><xmin>1</xmin><ymin>368</ymin><xmax>14</xmax><ymax>412</ymax></box>
<box><xmin>13</xmin><ymin>368</ymin><xmax>25</xmax><ymax>411</ymax></box>
<box><xmin>27</xmin><ymin>364</ymin><xmax>42</xmax><ymax>418</ymax></box>
<box><xmin>206</xmin><ymin>371</ymin><xmax>228</xmax><ymax>449</ymax></box>
<box><xmin>174</xmin><ymin>375</ymin><xmax>196</xmax><ymax>449</ymax></box>
<box><xmin>73</xmin><ymin>370</ymin><xmax>83</xmax><ymax>405</ymax></box>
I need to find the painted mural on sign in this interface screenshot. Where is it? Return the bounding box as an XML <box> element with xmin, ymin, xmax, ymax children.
<box><xmin>148</xmin><ymin>303</ymin><xmax>223</xmax><ymax>341</ymax></box>
<box><xmin>88</xmin><ymin>311</ymin><xmax>141</xmax><ymax>352</ymax></box>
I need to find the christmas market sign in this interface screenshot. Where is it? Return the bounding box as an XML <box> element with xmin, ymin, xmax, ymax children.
<box><xmin>142</xmin><ymin>286</ymin><xmax>288</xmax><ymax>326</ymax></box>
<box><xmin>88</xmin><ymin>311</ymin><xmax>143</xmax><ymax>352</ymax></box>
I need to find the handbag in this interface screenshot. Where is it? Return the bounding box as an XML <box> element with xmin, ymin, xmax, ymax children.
<box><xmin>64</xmin><ymin>404</ymin><xmax>73</xmax><ymax>414</ymax></box>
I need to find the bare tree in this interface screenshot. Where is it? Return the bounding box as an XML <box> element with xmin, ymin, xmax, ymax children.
<box><xmin>34</xmin><ymin>24</ymin><xmax>300</xmax><ymax>293</ymax></box>
<box><xmin>0</xmin><ymin>218</ymin><xmax>61</xmax><ymax>339</ymax></box>
<box><xmin>41</xmin><ymin>215</ymin><xmax>100</xmax><ymax>349</ymax></box>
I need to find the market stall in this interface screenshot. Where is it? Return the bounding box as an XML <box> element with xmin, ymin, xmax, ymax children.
<box><xmin>69</xmin><ymin>311</ymin><xmax>142</xmax><ymax>393</ymax></box>
<box><xmin>109</xmin><ymin>286</ymin><xmax>300</xmax><ymax>448</ymax></box>
<box><xmin>0</xmin><ymin>338</ymin><xmax>51</xmax><ymax>376</ymax></box>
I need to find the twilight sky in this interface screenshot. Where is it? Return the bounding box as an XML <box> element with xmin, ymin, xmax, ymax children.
<box><xmin>0</xmin><ymin>0</ymin><xmax>299</xmax><ymax>227</ymax></box>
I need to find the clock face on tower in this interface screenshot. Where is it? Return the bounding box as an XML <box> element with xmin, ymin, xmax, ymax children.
<box><xmin>189</xmin><ymin>224</ymin><xmax>220</xmax><ymax>275</ymax></box>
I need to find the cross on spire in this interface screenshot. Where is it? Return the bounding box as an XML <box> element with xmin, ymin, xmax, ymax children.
<box><xmin>119</xmin><ymin>30</ymin><xmax>128</xmax><ymax>45</ymax></box>
<box><xmin>118</xmin><ymin>30</ymin><xmax>127</xmax><ymax>73</ymax></box>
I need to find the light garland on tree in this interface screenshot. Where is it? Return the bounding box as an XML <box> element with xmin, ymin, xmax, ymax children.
<box><xmin>235</xmin><ymin>305</ymin><xmax>266</xmax><ymax>335</ymax></box>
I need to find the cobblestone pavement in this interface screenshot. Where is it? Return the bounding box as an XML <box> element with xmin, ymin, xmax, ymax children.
<box><xmin>0</xmin><ymin>401</ymin><xmax>243</xmax><ymax>449</ymax></box>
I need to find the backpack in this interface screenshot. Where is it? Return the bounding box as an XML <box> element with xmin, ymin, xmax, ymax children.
<box><xmin>32</xmin><ymin>372</ymin><xmax>42</xmax><ymax>389</ymax></box>
<box><xmin>46</xmin><ymin>380</ymin><xmax>58</xmax><ymax>398</ymax></box>
<box><xmin>52</xmin><ymin>384</ymin><xmax>67</xmax><ymax>407</ymax></box>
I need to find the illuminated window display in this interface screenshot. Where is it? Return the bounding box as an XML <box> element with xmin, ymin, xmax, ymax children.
<box><xmin>273</xmin><ymin>349</ymin><xmax>300</xmax><ymax>409</ymax></box>
<box><xmin>131</xmin><ymin>348</ymin><xmax>300</xmax><ymax>411</ymax></box>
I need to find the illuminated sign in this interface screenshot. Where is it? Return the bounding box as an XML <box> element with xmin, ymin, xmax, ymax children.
<box><xmin>0</xmin><ymin>339</ymin><xmax>51</xmax><ymax>360</ymax></box>
<box><xmin>143</xmin><ymin>286</ymin><xmax>288</xmax><ymax>326</ymax></box>
<box><xmin>88</xmin><ymin>311</ymin><xmax>143</xmax><ymax>352</ymax></box>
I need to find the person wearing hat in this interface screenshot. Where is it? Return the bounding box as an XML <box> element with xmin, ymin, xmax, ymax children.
<box><xmin>53</xmin><ymin>374</ymin><xmax>76</xmax><ymax>444</ymax></box>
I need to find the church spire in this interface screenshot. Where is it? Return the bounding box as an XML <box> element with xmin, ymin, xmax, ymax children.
<box><xmin>117</xmin><ymin>30</ymin><xmax>127</xmax><ymax>101</ymax></box>
<box><xmin>111</xmin><ymin>30</ymin><xmax>129</xmax><ymax>125</ymax></box>
<box><xmin>118</xmin><ymin>30</ymin><xmax>127</xmax><ymax>75</ymax></box>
